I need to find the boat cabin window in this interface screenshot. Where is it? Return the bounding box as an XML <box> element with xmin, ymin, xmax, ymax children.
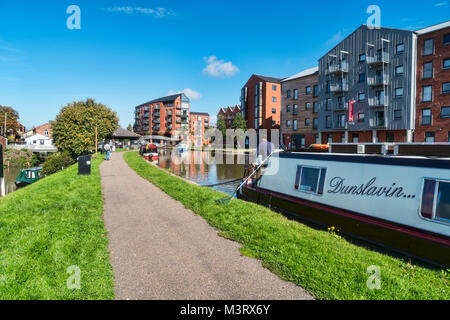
<box><xmin>421</xmin><ymin>179</ymin><xmax>450</xmax><ymax>224</ymax></box>
<box><xmin>295</xmin><ymin>166</ymin><xmax>327</xmax><ymax>195</ymax></box>
<box><xmin>26</xmin><ymin>171</ymin><xmax>36</xmax><ymax>179</ymax></box>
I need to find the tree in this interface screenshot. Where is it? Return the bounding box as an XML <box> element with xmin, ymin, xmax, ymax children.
<box><xmin>0</xmin><ymin>106</ymin><xmax>20</xmax><ymax>136</ymax></box>
<box><xmin>127</xmin><ymin>123</ymin><xmax>133</xmax><ymax>132</ymax></box>
<box><xmin>52</xmin><ymin>98</ymin><xmax>119</xmax><ymax>157</ymax></box>
<box><xmin>216</xmin><ymin>115</ymin><xmax>227</xmax><ymax>137</ymax></box>
<box><xmin>231</xmin><ymin>114</ymin><xmax>247</xmax><ymax>131</ymax></box>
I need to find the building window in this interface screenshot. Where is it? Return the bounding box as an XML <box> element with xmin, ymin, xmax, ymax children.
<box><xmin>396</xmin><ymin>43</ymin><xmax>405</xmax><ymax>54</ymax></box>
<box><xmin>352</xmin><ymin>134</ymin><xmax>359</xmax><ymax>143</ymax></box>
<box><xmin>287</xmin><ymin>90</ymin><xmax>291</xmax><ymax>98</ymax></box>
<box><xmin>286</xmin><ymin>105</ymin><xmax>291</xmax><ymax>112</ymax></box>
<box><xmin>375</xmin><ymin>111</ymin><xmax>385</xmax><ymax>127</ymax></box>
<box><xmin>395</xmin><ymin>88</ymin><xmax>403</xmax><ymax>98</ymax></box>
<box><xmin>443</xmin><ymin>82</ymin><xmax>450</xmax><ymax>94</ymax></box>
<box><xmin>444</xmin><ymin>33</ymin><xmax>450</xmax><ymax>45</ymax></box>
<box><xmin>313</xmin><ymin>85</ymin><xmax>319</xmax><ymax>97</ymax></box>
<box><xmin>394</xmin><ymin>109</ymin><xmax>402</xmax><ymax>120</ymax></box>
<box><xmin>272</xmin><ymin>120</ymin><xmax>276</xmax><ymax>127</ymax></box>
<box><xmin>326</xmin><ymin>81</ymin><xmax>331</xmax><ymax>93</ymax></box>
<box><xmin>359</xmin><ymin>73</ymin><xmax>366</xmax><ymax>83</ymax></box>
<box><xmin>272</xmin><ymin>85</ymin><xmax>277</xmax><ymax>91</ymax></box>
<box><xmin>423</xmin><ymin>39</ymin><xmax>434</xmax><ymax>55</ymax></box>
<box><xmin>326</xmin><ymin>99</ymin><xmax>332</xmax><ymax>111</ymax></box>
<box><xmin>286</xmin><ymin>120</ymin><xmax>291</xmax><ymax>127</ymax></box>
<box><xmin>359</xmin><ymin>53</ymin><xmax>366</xmax><ymax>62</ymax></box>
<box><xmin>423</xmin><ymin>85</ymin><xmax>432</xmax><ymax>102</ymax></box>
<box><xmin>327</xmin><ymin>134</ymin><xmax>333</xmax><ymax>144</ymax></box>
<box><xmin>272</xmin><ymin>96</ymin><xmax>277</xmax><ymax>102</ymax></box>
<box><xmin>441</xmin><ymin>106</ymin><xmax>450</xmax><ymax>118</ymax></box>
<box><xmin>358</xmin><ymin>112</ymin><xmax>365</xmax><ymax>122</ymax></box>
<box><xmin>422</xmin><ymin>109</ymin><xmax>432</xmax><ymax>125</ymax></box>
<box><xmin>293</xmin><ymin>120</ymin><xmax>298</xmax><ymax>130</ymax></box>
<box><xmin>313</xmin><ymin>118</ymin><xmax>318</xmax><ymax>129</ymax></box>
<box><xmin>294</xmin><ymin>89</ymin><xmax>298</xmax><ymax>99</ymax></box>
<box><xmin>326</xmin><ymin>116</ymin><xmax>332</xmax><ymax>129</ymax></box>
<box><xmin>337</xmin><ymin>114</ymin><xmax>346</xmax><ymax>129</ymax></box>
<box><xmin>272</xmin><ymin>108</ymin><xmax>276</xmax><ymax>114</ymax></box>
<box><xmin>305</xmin><ymin>118</ymin><xmax>310</xmax><ymax>126</ymax></box>
<box><xmin>423</xmin><ymin>62</ymin><xmax>433</xmax><ymax>79</ymax></box>
<box><xmin>358</xmin><ymin>92</ymin><xmax>366</xmax><ymax>101</ymax></box>
<box><xmin>444</xmin><ymin>58</ymin><xmax>450</xmax><ymax>70</ymax></box>
<box><xmin>305</xmin><ymin>102</ymin><xmax>311</xmax><ymax>110</ymax></box>
<box><xmin>293</xmin><ymin>105</ymin><xmax>298</xmax><ymax>115</ymax></box>
<box><xmin>386</xmin><ymin>132</ymin><xmax>395</xmax><ymax>143</ymax></box>
<box><xmin>313</xmin><ymin>102</ymin><xmax>319</xmax><ymax>113</ymax></box>
<box><xmin>44</xmin><ymin>130</ymin><xmax>49</xmax><ymax>136</ymax></box>
<box><xmin>425</xmin><ymin>132</ymin><xmax>435</xmax><ymax>143</ymax></box>
<box><xmin>395</xmin><ymin>65</ymin><xmax>404</xmax><ymax>76</ymax></box>
<box><xmin>306</xmin><ymin>86</ymin><xmax>311</xmax><ymax>94</ymax></box>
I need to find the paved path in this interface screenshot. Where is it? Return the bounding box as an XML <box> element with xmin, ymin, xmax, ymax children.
<box><xmin>100</xmin><ymin>152</ymin><xmax>312</xmax><ymax>300</ymax></box>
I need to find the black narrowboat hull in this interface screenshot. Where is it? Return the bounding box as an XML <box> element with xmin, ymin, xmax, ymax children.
<box><xmin>240</xmin><ymin>185</ymin><xmax>450</xmax><ymax>268</ymax></box>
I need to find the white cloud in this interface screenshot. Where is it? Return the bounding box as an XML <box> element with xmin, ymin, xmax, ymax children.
<box><xmin>434</xmin><ymin>1</ymin><xmax>448</xmax><ymax>6</ymax></box>
<box><xmin>202</xmin><ymin>56</ymin><xmax>240</xmax><ymax>78</ymax></box>
<box><xmin>327</xmin><ymin>31</ymin><xmax>344</xmax><ymax>45</ymax></box>
<box><xmin>105</xmin><ymin>7</ymin><xmax>175</xmax><ymax>18</ymax></box>
<box><xmin>168</xmin><ymin>88</ymin><xmax>202</xmax><ymax>100</ymax></box>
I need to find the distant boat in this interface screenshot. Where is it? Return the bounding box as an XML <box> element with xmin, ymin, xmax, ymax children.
<box><xmin>15</xmin><ymin>167</ymin><xmax>42</xmax><ymax>187</ymax></box>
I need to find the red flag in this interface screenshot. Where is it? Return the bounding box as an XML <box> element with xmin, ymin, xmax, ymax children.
<box><xmin>348</xmin><ymin>100</ymin><xmax>355</xmax><ymax>123</ymax></box>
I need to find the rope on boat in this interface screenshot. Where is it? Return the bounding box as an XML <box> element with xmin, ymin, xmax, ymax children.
<box><xmin>201</xmin><ymin>178</ymin><xmax>243</xmax><ymax>187</ymax></box>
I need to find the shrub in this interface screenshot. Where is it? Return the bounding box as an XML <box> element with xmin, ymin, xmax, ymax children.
<box><xmin>41</xmin><ymin>152</ymin><xmax>75</xmax><ymax>176</ymax></box>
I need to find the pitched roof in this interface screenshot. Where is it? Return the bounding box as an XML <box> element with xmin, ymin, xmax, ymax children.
<box><xmin>112</xmin><ymin>127</ymin><xmax>141</xmax><ymax>139</ymax></box>
<box><xmin>137</xmin><ymin>93</ymin><xmax>189</xmax><ymax>107</ymax></box>
<box><xmin>254</xmin><ymin>75</ymin><xmax>282</xmax><ymax>83</ymax></box>
<box><xmin>416</xmin><ymin>20</ymin><xmax>450</xmax><ymax>35</ymax></box>
<box><xmin>282</xmin><ymin>67</ymin><xmax>319</xmax><ymax>82</ymax></box>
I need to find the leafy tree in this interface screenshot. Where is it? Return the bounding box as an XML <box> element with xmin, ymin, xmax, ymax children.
<box><xmin>0</xmin><ymin>106</ymin><xmax>20</xmax><ymax>135</ymax></box>
<box><xmin>41</xmin><ymin>152</ymin><xmax>75</xmax><ymax>176</ymax></box>
<box><xmin>216</xmin><ymin>115</ymin><xmax>227</xmax><ymax>137</ymax></box>
<box><xmin>127</xmin><ymin>123</ymin><xmax>133</xmax><ymax>132</ymax></box>
<box><xmin>231</xmin><ymin>114</ymin><xmax>247</xmax><ymax>131</ymax></box>
<box><xmin>52</xmin><ymin>98</ymin><xmax>119</xmax><ymax>157</ymax></box>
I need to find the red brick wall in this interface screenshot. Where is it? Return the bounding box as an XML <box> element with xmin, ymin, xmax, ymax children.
<box><xmin>415</xmin><ymin>26</ymin><xmax>450</xmax><ymax>142</ymax></box>
<box><xmin>321</xmin><ymin>130</ymin><xmax>407</xmax><ymax>144</ymax></box>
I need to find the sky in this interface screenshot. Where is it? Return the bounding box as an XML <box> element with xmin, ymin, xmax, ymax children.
<box><xmin>0</xmin><ymin>0</ymin><xmax>449</xmax><ymax>129</ymax></box>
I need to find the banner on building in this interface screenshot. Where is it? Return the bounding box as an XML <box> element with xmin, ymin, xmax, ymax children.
<box><xmin>348</xmin><ymin>100</ymin><xmax>355</xmax><ymax>124</ymax></box>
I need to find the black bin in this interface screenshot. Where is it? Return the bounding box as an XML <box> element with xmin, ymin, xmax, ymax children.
<box><xmin>77</xmin><ymin>155</ymin><xmax>91</xmax><ymax>176</ymax></box>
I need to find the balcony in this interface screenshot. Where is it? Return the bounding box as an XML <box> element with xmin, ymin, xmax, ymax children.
<box><xmin>167</xmin><ymin>125</ymin><xmax>173</xmax><ymax>130</ymax></box>
<box><xmin>367</xmin><ymin>75</ymin><xmax>390</xmax><ymax>87</ymax></box>
<box><xmin>327</xmin><ymin>62</ymin><xmax>349</xmax><ymax>75</ymax></box>
<box><xmin>152</xmin><ymin>119</ymin><xmax>160</xmax><ymax>124</ymax></box>
<box><xmin>367</xmin><ymin>53</ymin><xmax>390</xmax><ymax>67</ymax></box>
<box><xmin>153</xmin><ymin>126</ymin><xmax>160</xmax><ymax>131</ymax></box>
<box><xmin>334</xmin><ymin>102</ymin><xmax>347</xmax><ymax>112</ymax></box>
<box><xmin>153</xmin><ymin>112</ymin><xmax>160</xmax><ymax>117</ymax></box>
<box><xmin>369</xmin><ymin>117</ymin><xmax>386</xmax><ymax>128</ymax></box>
<box><xmin>153</xmin><ymin>105</ymin><xmax>160</xmax><ymax>110</ymax></box>
<box><xmin>330</xmin><ymin>83</ymin><xmax>349</xmax><ymax>93</ymax></box>
<box><xmin>368</xmin><ymin>97</ymin><xmax>389</xmax><ymax>108</ymax></box>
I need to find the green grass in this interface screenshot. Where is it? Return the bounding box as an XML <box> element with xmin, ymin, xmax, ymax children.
<box><xmin>124</xmin><ymin>151</ymin><xmax>449</xmax><ymax>300</ymax></box>
<box><xmin>0</xmin><ymin>158</ymin><xmax>114</xmax><ymax>300</ymax></box>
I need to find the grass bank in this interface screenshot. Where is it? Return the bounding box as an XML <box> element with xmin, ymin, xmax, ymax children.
<box><xmin>124</xmin><ymin>151</ymin><xmax>449</xmax><ymax>300</ymax></box>
<box><xmin>0</xmin><ymin>157</ymin><xmax>114</xmax><ymax>299</ymax></box>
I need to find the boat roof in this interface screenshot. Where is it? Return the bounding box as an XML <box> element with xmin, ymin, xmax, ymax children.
<box><xmin>22</xmin><ymin>167</ymin><xmax>43</xmax><ymax>171</ymax></box>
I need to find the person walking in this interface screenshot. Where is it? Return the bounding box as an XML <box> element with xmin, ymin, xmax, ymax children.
<box><xmin>104</xmin><ymin>142</ymin><xmax>111</xmax><ymax>161</ymax></box>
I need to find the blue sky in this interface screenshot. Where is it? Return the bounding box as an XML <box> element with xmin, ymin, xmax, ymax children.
<box><xmin>0</xmin><ymin>0</ymin><xmax>448</xmax><ymax>128</ymax></box>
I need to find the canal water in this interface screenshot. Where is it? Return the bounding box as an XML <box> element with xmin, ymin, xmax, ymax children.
<box><xmin>1</xmin><ymin>166</ymin><xmax>20</xmax><ymax>197</ymax></box>
<box><xmin>157</xmin><ymin>150</ymin><xmax>250</xmax><ymax>196</ymax></box>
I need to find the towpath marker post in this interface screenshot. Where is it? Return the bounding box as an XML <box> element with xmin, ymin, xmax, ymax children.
<box><xmin>0</xmin><ymin>144</ymin><xmax>4</xmax><ymax>197</ymax></box>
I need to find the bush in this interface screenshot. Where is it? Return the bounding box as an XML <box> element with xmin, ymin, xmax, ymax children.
<box><xmin>41</xmin><ymin>152</ymin><xmax>75</xmax><ymax>176</ymax></box>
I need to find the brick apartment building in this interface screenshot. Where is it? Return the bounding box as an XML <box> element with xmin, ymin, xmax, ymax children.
<box><xmin>240</xmin><ymin>75</ymin><xmax>281</xmax><ymax>133</ymax></box>
<box><xmin>217</xmin><ymin>105</ymin><xmax>241</xmax><ymax>129</ymax></box>
<box><xmin>190</xmin><ymin>112</ymin><xmax>210</xmax><ymax>146</ymax></box>
<box><xmin>414</xmin><ymin>21</ymin><xmax>450</xmax><ymax>143</ymax></box>
<box><xmin>134</xmin><ymin>93</ymin><xmax>190</xmax><ymax>136</ymax></box>
<box><xmin>280</xmin><ymin>67</ymin><xmax>319</xmax><ymax>149</ymax></box>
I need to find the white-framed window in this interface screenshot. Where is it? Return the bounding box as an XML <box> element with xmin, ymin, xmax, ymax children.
<box><xmin>294</xmin><ymin>165</ymin><xmax>327</xmax><ymax>195</ymax></box>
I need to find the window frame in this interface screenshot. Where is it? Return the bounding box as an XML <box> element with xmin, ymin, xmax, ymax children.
<box><xmin>396</xmin><ymin>43</ymin><xmax>405</xmax><ymax>54</ymax></box>
<box><xmin>294</xmin><ymin>165</ymin><xmax>327</xmax><ymax>196</ymax></box>
<box><xmin>419</xmin><ymin>178</ymin><xmax>450</xmax><ymax>226</ymax></box>
<box><xmin>423</xmin><ymin>85</ymin><xmax>433</xmax><ymax>102</ymax></box>
<box><xmin>395</xmin><ymin>65</ymin><xmax>404</xmax><ymax>76</ymax></box>
<box><xmin>423</xmin><ymin>61</ymin><xmax>433</xmax><ymax>79</ymax></box>
<box><xmin>444</xmin><ymin>58</ymin><xmax>450</xmax><ymax>70</ymax></box>
<box><xmin>441</xmin><ymin>106</ymin><xmax>450</xmax><ymax>118</ymax></box>
<box><xmin>443</xmin><ymin>82</ymin><xmax>450</xmax><ymax>94</ymax></box>
<box><xmin>395</xmin><ymin>87</ymin><xmax>404</xmax><ymax>98</ymax></box>
<box><xmin>422</xmin><ymin>108</ymin><xmax>432</xmax><ymax>125</ymax></box>
<box><xmin>423</xmin><ymin>38</ymin><xmax>434</xmax><ymax>56</ymax></box>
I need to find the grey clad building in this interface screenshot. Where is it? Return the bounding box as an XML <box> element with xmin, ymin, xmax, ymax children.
<box><xmin>318</xmin><ymin>25</ymin><xmax>417</xmax><ymax>144</ymax></box>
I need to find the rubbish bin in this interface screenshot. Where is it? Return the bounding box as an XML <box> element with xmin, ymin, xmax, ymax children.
<box><xmin>77</xmin><ymin>155</ymin><xmax>91</xmax><ymax>176</ymax></box>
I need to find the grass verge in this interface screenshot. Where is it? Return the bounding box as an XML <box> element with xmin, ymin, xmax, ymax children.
<box><xmin>124</xmin><ymin>151</ymin><xmax>449</xmax><ymax>300</ymax></box>
<box><xmin>0</xmin><ymin>157</ymin><xmax>114</xmax><ymax>299</ymax></box>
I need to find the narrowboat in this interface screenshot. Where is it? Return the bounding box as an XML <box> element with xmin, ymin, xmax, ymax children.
<box><xmin>238</xmin><ymin>151</ymin><xmax>450</xmax><ymax>267</ymax></box>
<box><xmin>15</xmin><ymin>167</ymin><xmax>43</xmax><ymax>188</ymax></box>
<box><xmin>142</xmin><ymin>143</ymin><xmax>159</xmax><ymax>162</ymax></box>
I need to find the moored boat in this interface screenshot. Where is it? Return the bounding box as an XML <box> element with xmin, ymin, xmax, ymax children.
<box><xmin>239</xmin><ymin>151</ymin><xmax>450</xmax><ymax>267</ymax></box>
<box><xmin>15</xmin><ymin>167</ymin><xmax>43</xmax><ymax>188</ymax></box>
<box><xmin>142</xmin><ymin>143</ymin><xmax>159</xmax><ymax>162</ymax></box>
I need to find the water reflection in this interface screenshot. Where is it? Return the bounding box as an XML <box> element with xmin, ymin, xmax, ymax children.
<box><xmin>1</xmin><ymin>166</ymin><xmax>20</xmax><ymax>197</ymax></box>
<box><xmin>158</xmin><ymin>150</ymin><xmax>248</xmax><ymax>196</ymax></box>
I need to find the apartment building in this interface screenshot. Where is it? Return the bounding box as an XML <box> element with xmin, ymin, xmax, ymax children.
<box><xmin>134</xmin><ymin>93</ymin><xmax>190</xmax><ymax>136</ymax></box>
<box><xmin>414</xmin><ymin>21</ymin><xmax>450</xmax><ymax>143</ymax></box>
<box><xmin>190</xmin><ymin>112</ymin><xmax>210</xmax><ymax>146</ymax></box>
<box><xmin>240</xmin><ymin>75</ymin><xmax>281</xmax><ymax>132</ymax></box>
<box><xmin>217</xmin><ymin>105</ymin><xmax>241</xmax><ymax>129</ymax></box>
<box><xmin>280</xmin><ymin>67</ymin><xmax>319</xmax><ymax>149</ymax></box>
<box><xmin>318</xmin><ymin>25</ymin><xmax>417</xmax><ymax>144</ymax></box>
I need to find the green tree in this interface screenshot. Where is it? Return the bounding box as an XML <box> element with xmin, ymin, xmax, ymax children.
<box><xmin>127</xmin><ymin>123</ymin><xmax>133</xmax><ymax>132</ymax></box>
<box><xmin>216</xmin><ymin>115</ymin><xmax>227</xmax><ymax>137</ymax></box>
<box><xmin>52</xmin><ymin>98</ymin><xmax>119</xmax><ymax>157</ymax></box>
<box><xmin>231</xmin><ymin>114</ymin><xmax>247</xmax><ymax>131</ymax></box>
<box><xmin>0</xmin><ymin>106</ymin><xmax>20</xmax><ymax>135</ymax></box>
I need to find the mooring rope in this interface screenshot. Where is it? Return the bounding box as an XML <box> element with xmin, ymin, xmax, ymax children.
<box><xmin>201</xmin><ymin>178</ymin><xmax>243</xmax><ymax>188</ymax></box>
